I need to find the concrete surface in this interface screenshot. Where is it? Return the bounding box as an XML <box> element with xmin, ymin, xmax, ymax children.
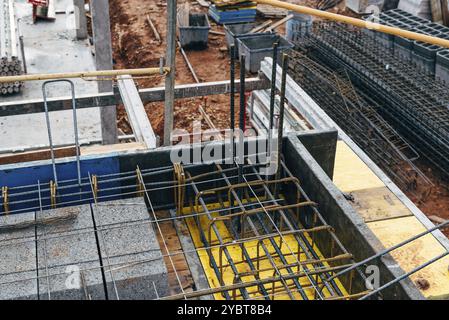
<box><xmin>0</xmin><ymin>0</ymin><xmax>101</xmax><ymax>151</ymax></box>
<box><xmin>0</xmin><ymin>212</ymin><xmax>38</xmax><ymax>300</ymax></box>
<box><xmin>284</xmin><ymin>133</ymin><xmax>425</xmax><ymax>300</ymax></box>
<box><xmin>36</xmin><ymin>205</ymin><xmax>105</xmax><ymax>300</ymax></box>
<box><xmin>92</xmin><ymin>198</ymin><xmax>169</xmax><ymax>300</ymax></box>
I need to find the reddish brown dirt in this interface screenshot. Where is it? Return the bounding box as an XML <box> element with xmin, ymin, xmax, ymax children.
<box><xmin>406</xmin><ymin>160</ymin><xmax>449</xmax><ymax>237</ymax></box>
<box><xmin>110</xmin><ymin>0</ymin><xmax>246</xmax><ymax>142</ymax></box>
<box><xmin>109</xmin><ymin>0</ymin><xmax>354</xmax><ymax>140</ymax></box>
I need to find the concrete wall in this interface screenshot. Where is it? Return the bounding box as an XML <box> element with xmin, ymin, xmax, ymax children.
<box><xmin>284</xmin><ymin>133</ymin><xmax>424</xmax><ymax>300</ymax></box>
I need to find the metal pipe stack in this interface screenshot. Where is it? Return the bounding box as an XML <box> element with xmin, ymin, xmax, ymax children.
<box><xmin>0</xmin><ymin>0</ymin><xmax>24</xmax><ymax>95</ymax></box>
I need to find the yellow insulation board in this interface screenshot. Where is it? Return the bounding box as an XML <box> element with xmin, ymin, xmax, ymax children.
<box><xmin>367</xmin><ymin>217</ymin><xmax>449</xmax><ymax>299</ymax></box>
<box><xmin>333</xmin><ymin>141</ymin><xmax>384</xmax><ymax>192</ymax></box>
<box><xmin>333</xmin><ymin>140</ymin><xmax>449</xmax><ymax>298</ymax></box>
<box><xmin>182</xmin><ymin>202</ymin><xmax>348</xmax><ymax>300</ymax></box>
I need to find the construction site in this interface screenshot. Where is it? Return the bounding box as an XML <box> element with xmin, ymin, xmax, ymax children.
<box><xmin>0</xmin><ymin>0</ymin><xmax>449</xmax><ymax>301</ymax></box>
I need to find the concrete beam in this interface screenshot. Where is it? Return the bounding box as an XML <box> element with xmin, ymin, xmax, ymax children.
<box><xmin>73</xmin><ymin>0</ymin><xmax>87</xmax><ymax>40</ymax></box>
<box><xmin>284</xmin><ymin>134</ymin><xmax>424</xmax><ymax>300</ymax></box>
<box><xmin>91</xmin><ymin>0</ymin><xmax>118</xmax><ymax>145</ymax></box>
<box><xmin>117</xmin><ymin>76</ymin><xmax>157</xmax><ymax>149</ymax></box>
<box><xmin>0</xmin><ymin>78</ymin><xmax>270</xmax><ymax>117</ymax></box>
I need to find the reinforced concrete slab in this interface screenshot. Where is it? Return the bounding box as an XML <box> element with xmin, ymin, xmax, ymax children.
<box><xmin>91</xmin><ymin>198</ymin><xmax>169</xmax><ymax>300</ymax></box>
<box><xmin>0</xmin><ymin>0</ymin><xmax>101</xmax><ymax>151</ymax></box>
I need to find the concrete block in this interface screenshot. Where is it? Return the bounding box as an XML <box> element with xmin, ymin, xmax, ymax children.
<box><xmin>92</xmin><ymin>198</ymin><xmax>169</xmax><ymax>300</ymax></box>
<box><xmin>0</xmin><ymin>211</ymin><xmax>36</xmax><ymax>242</ymax></box>
<box><xmin>435</xmin><ymin>49</ymin><xmax>449</xmax><ymax>83</ymax></box>
<box><xmin>0</xmin><ymin>212</ymin><xmax>38</xmax><ymax>300</ymax></box>
<box><xmin>346</xmin><ymin>0</ymin><xmax>385</xmax><ymax>14</ymax></box>
<box><xmin>91</xmin><ymin>199</ymin><xmax>149</xmax><ymax>227</ymax></box>
<box><xmin>102</xmin><ymin>252</ymin><xmax>168</xmax><ymax>300</ymax></box>
<box><xmin>36</xmin><ymin>205</ymin><xmax>94</xmax><ymax>236</ymax></box>
<box><xmin>425</xmin><ymin>22</ymin><xmax>449</xmax><ymax>34</ymax></box>
<box><xmin>394</xmin><ymin>40</ymin><xmax>413</xmax><ymax>60</ymax></box>
<box><xmin>411</xmin><ymin>50</ymin><xmax>436</xmax><ymax>74</ymax></box>
<box><xmin>36</xmin><ymin>205</ymin><xmax>105</xmax><ymax>300</ymax></box>
<box><xmin>37</xmin><ymin>261</ymin><xmax>104</xmax><ymax>300</ymax></box>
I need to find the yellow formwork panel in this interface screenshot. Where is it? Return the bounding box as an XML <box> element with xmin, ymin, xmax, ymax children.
<box><xmin>350</xmin><ymin>186</ymin><xmax>413</xmax><ymax>223</ymax></box>
<box><xmin>367</xmin><ymin>216</ymin><xmax>449</xmax><ymax>299</ymax></box>
<box><xmin>333</xmin><ymin>141</ymin><xmax>384</xmax><ymax>192</ymax></box>
<box><xmin>182</xmin><ymin>201</ymin><xmax>349</xmax><ymax>300</ymax></box>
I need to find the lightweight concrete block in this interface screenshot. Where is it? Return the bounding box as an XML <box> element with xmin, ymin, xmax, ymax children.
<box><xmin>0</xmin><ymin>240</ymin><xmax>38</xmax><ymax>300</ymax></box>
<box><xmin>37</xmin><ymin>261</ymin><xmax>104</xmax><ymax>300</ymax></box>
<box><xmin>0</xmin><ymin>212</ymin><xmax>38</xmax><ymax>300</ymax></box>
<box><xmin>102</xmin><ymin>251</ymin><xmax>168</xmax><ymax>300</ymax></box>
<box><xmin>36</xmin><ymin>205</ymin><xmax>105</xmax><ymax>300</ymax></box>
<box><xmin>91</xmin><ymin>199</ymin><xmax>149</xmax><ymax>226</ymax></box>
<box><xmin>92</xmin><ymin>198</ymin><xmax>169</xmax><ymax>300</ymax></box>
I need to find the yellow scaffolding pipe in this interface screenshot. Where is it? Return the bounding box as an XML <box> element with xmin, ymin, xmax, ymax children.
<box><xmin>254</xmin><ymin>0</ymin><xmax>449</xmax><ymax>48</ymax></box>
<box><xmin>0</xmin><ymin>67</ymin><xmax>170</xmax><ymax>83</ymax></box>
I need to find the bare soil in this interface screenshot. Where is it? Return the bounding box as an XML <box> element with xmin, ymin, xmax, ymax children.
<box><xmin>110</xmin><ymin>0</ymin><xmax>246</xmax><ymax>142</ymax></box>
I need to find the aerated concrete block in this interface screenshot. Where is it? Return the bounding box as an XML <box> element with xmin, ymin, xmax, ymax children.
<box><xmin>0</xmin><ymin>212</ymin><xmax>38</xmax><ymax>300</ymax></box>
<box><xmin>36</xmin><ymin>205</ymin><xmax>105</xmax><ymax>300</ymax></box>
<box><xmin>92</xmin><ymin>198</ymin><xmax>169</xmax><ymax>300</ymax></box>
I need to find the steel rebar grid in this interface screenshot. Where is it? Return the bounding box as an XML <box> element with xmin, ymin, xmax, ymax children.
<box><xmin>295</xmin><ymin>22</ymin><xmax>449</xmax><ymax>178</ymax></box>
<box><xmin>287</xmin><ymin>50</ymin><xmax>432</xmax><ymax>199</ymax></box>
<box><xmin>180</xmin><ymin>160</ymin><xmax>362</xmax><ymax>300</ymax></box>
<box><xmin>2</xmin><ymin>161</ymin><xmax>449</xmax><ymax>299</ymax></box>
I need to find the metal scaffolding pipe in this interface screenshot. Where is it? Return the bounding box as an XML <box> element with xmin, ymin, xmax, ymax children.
<box><xmin>253</xmin><ymin>0</ymin><xmax>449</xmax><ymax>48</ymax></box>
<box><xmin>0</xmin><ymin>67</ymin><xmax>170</xmax><ymax>83</ymax></box>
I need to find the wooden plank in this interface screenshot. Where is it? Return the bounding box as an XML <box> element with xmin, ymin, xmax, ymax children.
<box><xmin>265</xmin><ymin>14</ymin><xmax>294</xmax><ymax>32</ymax></box>
<box><xmin>178</xmin><ymin>41</ymin><xmax>200</xmax><ymax>83</ymax></box>
<box><xmin>431</xmin><ymin>0</ymin><xmax>444</xmax><ymax>23</ymax></box>
<box><xmin>250</xmin><ymin>20</ymin><xmax>273</xmax><ymax>33</ymax></box>
<box><xmin>156</xmin><ymin>211</ymin><xmax>195</xmax><ymax>296</ymax></box>
<box><xmin>0</xmin><ymin>146</ymin><xmax>76</xmax><ymax>165</ymax></box>
<box><xmin>146</xmin><ymin>15</ymin><xmax>161</xmax><ymax>43</ymax></box>
<box><xmin>80</xmin><ymin>142</ymin><xmax>145</xmax><ymax>156</ymax></box>
<box><xmin>349</xmin><ymin>186</ymin><xmax>413</xmax><ymax>223</ymax></box>
<box><xmin>91</xmin><ymin>0</ymin><xmax>118</xmax><ymax>144</ymax></box>
<box><xmin>441</xmin><ymin>0</ymin><xmax>449</xmax><ymax>26</ymax></box>
<box><xmin>117</xmin><ymin>76</ymin><xmax>158</xmax><ymax>149</ymax></box>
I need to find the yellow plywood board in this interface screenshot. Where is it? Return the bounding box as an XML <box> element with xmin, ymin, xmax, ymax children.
<box><xmin>367</xmin><ymin>216</ymin><xmax>449</xmax><ymax>299</ymax></box>
<box><xmin>350</xmin><ymin>187</ymin><xmax>413</xmax><ymax>223</ymax></box>
<box><xmin>182</xmin><ymin>201</ymin><xmax>349</xmax><ymax>300</ymax></box>
<box><xmin>333</xmin><ymin>141</ymin><xmax>384</xmax><ymax>192</ymax></box>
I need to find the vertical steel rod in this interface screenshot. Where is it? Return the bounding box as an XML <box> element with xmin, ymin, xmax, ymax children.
<box><xmin>163</xmin><ymin>0</ymin><xmax>177</xmax><ymax>146</ymax></box>
<box><xmin>275</xmin><ymin>54</ymin><xmax>289</xmax><ymax>196</ymax></box>
<box><xmin>230</xmin><ymin>45</ymin><xmax>236</xmax><ymax>161</ymax></box>
<box><xmin>269</xmin><ymin>42</ymin><xmax>279</xmax><ymax>132</ymax></box>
